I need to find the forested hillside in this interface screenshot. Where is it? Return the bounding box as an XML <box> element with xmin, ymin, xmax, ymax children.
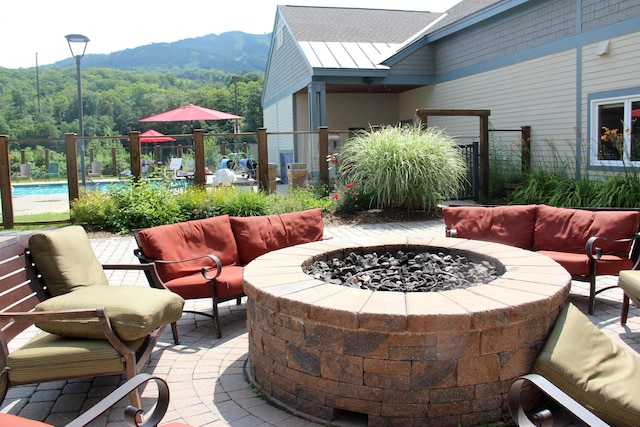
<box><xmin>0</xmin><ymin>32</ymin><xmax>269</xmax><ymax>143</ymax></box>
<box><xmin>49</xmin><ymin>32</ymin><xmax>271</xmax><ymax>74</ymax></box>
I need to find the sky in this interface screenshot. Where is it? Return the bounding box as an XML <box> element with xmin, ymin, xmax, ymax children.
<box><xmin>1</xmin><ymin>0</ymin><xmax>464</xmax><ymax>69</ymax></box>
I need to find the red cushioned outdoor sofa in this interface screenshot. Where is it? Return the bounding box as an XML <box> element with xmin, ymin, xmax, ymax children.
<box><xmin>134</xmin><ymin>208</ymin><xmax>324</xmax><ymax>341</ymax></box>
<box><xmin>443</xmin><ymin>204</ymin><xmax>640</xmax><ymax>314</ymax></box>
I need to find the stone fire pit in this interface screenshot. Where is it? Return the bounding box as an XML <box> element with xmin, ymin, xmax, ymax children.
<box><xmin>243</xmin><ymin>235</ymin><xmax>571</xmax><ymax>426</ymax></box>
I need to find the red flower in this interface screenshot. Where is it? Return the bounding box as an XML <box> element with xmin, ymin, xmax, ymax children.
<box><xmin>332</xmin><ymin>193</ymin><xmax>339</xmax><ymax>200</ymax></box>
<box><xmin>346</xmin><ymin>183</ymin><xmax>355</xmax><ymax>188</ymax></box>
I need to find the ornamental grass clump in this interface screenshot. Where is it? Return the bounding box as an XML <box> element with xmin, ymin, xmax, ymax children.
<box><xmin>337</xmin><ymin>125</ymin><xmax>467</xmax><ymax>213</ymax></box>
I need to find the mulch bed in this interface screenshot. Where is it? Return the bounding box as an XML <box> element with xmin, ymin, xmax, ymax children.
<box><xmin>322</xmin><ymin>208</ymin><xmax>442</xmax><ymax>226</ymax></box>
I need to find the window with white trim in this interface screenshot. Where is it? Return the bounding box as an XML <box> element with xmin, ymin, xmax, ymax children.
<box><xmin>590</xmin><ymin>95</ymin><xmax>640</xmax><ymax>165</ymax></box>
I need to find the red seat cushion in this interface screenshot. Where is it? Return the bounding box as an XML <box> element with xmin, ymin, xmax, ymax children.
<box><xmin>443</xmin><ymin>205</ymin><xmax>537</xmax><ymax>249</ymax></box>
<box><xmin>212</xmin><ymin>265</ymin><xmax>244</xmax><ymax>299</ymax></box>
<box><xmin>230</xmin><ymin>208</ymin><xmax>324</xmax><ymax>265</ymax></box>
<box><xmin>136</xmin><ymin>215</ymin><xmax>239</xmax><ymax>282</ymax></box>
<box><xmin>537</xmin><ymin>250</ymin><xmax>634</xmax><ymax>277</ymax></box>
<box><xmin>163</xmin><ymin>265</ymin><xmax>244</xmax><ymax>300</ymax></box>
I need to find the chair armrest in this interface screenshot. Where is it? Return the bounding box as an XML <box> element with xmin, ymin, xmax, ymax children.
<box><xmin>66</xmin><ymin>373</ymin><xmax>170</xmax><ymax>427</ymax></box>
<box><xmin>508</xmin><ymin>374</ymin><xmax>609</xmax><ymax>427</ymax></box>
<box><xmin>200</xmin><ymin>254</ymin><xmax>222</xmax><ymax>280</ymax></box>
<box><xmin>0</xmin><ymin>307</ymin><xmax>107</xmax><ymax>324</ymax></box>
<box><xmin>0</xmin><ymin>307</ymin><xmax>129</xmax><ymax>354</ymax></box>
<box><xmin>132</xmin><ymin>251</ymin><xmax>223</xmax><ymax>281</ymax></box>
<box><xmin>585</xmin><ymin>233</ymin><xmax>640</xmax><ymax>262</ymax></box>
<box><xmin>102</xmin><ymin>262</ymin><xmax>166</xmax><ymax>288</ymax></box>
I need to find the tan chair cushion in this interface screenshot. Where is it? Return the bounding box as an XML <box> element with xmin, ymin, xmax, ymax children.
<box><xmin>34</xmin><ymin>286</ymin><xmax>184</xmax><ymax>341</ymax></box>
<box><xmin>619</xmin><ymin>270</ymin><xmax>640</xmax><ymax>299</ymax></box>
<box><xmin>7</xmin><ymin>331</ymin><xmax>143</xmax><ymax>383</ymax></box>
<box><xmin>28</xmin><ymin>226</ymin><xmax>109</xmax><ymax>296</ymax></box>
<box><xmin>533</xmin><ymin>303</ymin><xmax>640</xmax><ymax>427</ymax></box>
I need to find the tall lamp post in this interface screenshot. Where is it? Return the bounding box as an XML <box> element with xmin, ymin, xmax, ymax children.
<box><xmin>231</xmin><ymin>75</ymin><xmax>240</xmax><ymax>134</ymax></box>
<box><xmin>65</xmin><ymin>34</ymin><xmax>90</xmax><ymax>187</ymax></box>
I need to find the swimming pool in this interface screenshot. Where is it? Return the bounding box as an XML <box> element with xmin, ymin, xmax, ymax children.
<box><xmin>11</xmin><ymin>180</ymin><xmax>187</xmax><ymax>197</ymax></box>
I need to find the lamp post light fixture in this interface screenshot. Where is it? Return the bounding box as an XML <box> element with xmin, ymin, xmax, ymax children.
<box><xmin>65</xmin><ymin>33</ymin><xmax>90</xmax><ymax>187</ymax></box>
<box><xmin>231</xmin><ymin>75</ymin><xmax>240</xmax><ymax>134</ymax></box>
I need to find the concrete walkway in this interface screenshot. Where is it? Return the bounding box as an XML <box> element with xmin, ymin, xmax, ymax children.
<box><xmin>1</xmin><ymin>220</ymin><xmax>639</xmax><ymax>427</ymax></box>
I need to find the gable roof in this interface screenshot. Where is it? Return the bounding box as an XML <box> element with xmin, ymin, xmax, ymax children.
<box><xmin>280</xmin><ymin>6</ymin><xmax>443</xmax><ymax>43</ymax></box>
<box><xmin>278</xmin><ymin>5</ymin><xmax>445</xmax><ymax>71</ymax></box>
<box><xmin>428</xmin><ymin>0</ymin><xmax>503</xmax><ymax>34</ymax></box>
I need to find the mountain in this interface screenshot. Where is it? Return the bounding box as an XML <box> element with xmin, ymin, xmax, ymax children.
<box><xmin>50</xmin><ymin>31</ymin><xmax>271</xmax><ymax>74</ymax></box>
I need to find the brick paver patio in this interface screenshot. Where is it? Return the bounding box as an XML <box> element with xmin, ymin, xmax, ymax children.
<box><xmin>1</xmin><ymin>219</ymin><xmax>639</xmax><ymax>426</ymax></box>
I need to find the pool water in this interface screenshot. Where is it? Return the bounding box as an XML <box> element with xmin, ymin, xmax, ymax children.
<box><xmin>12</xmin><ymin>180</ymin><xmax>186</xmax><ymax>197</ymax></box>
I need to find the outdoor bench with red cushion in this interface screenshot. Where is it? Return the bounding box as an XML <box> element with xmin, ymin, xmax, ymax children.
<box><xmin>133</xmin><ymin>208</ymin><xmax>324</xmax><ymax>341</ymax></box>
<box><xmin>442</xmin><ymin>204</ymin><xmax>640</xmax><ymax>314</ymax></box>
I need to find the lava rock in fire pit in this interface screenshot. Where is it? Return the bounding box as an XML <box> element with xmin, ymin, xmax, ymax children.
<box><xmin>305</xmin><ymin>250</ymin><xmax>500</xmax><ymax>292</ymax></box>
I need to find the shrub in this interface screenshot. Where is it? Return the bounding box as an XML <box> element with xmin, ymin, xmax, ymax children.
<box><xmin>591</xmin><ymin>172</ymin><xmax>640</xmax><ymax>208</ymax></box>
<box><xmin>216</xmin><ymin>188</ymin><xmax>270</xmax><ymax>217</ymax></box>
<box><xmin>268</xmin><ymin>186</ymin><xmax>333</xmax><ymax>214</ymax></box>
<box><xmin>488</xmin><ymin>137</ymin><xmax>524</xmax><ymax>200</ymax></box>
<box><xmin>104</xmin><ymin>181</ymin><xmax>187</xmax><ymax>232</ymax></box>
<box><xmin>332</xmin><ymin>182</ymin><xmax>374</xmax><ymax>214</ymax></box>
<box><xmin>70</xmin><ymin>181</ymin><xmax>335</xmax><ymax>233</ymax></box>
<box><xmin>70</xmin><ymin>190</ymin><xmax>116</xmax><ymax>231</ymax></box>
<box><xmin>337</xmin><ymin>125</ymin><xmax>467</xmax><ymax>213</ymax></box>
<box><xmin>175</xmin><ymin>186</ymin><xmax>222</xmax><ymax>220</ymax></box>
<box><xmin>510</xmin><ymin>169</ymin><xmax>567</xmax><ymax>205</ymax></box>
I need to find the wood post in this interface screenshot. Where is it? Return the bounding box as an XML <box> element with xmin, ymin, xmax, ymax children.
<box><xmin>0</xmin><ymin>135</ymin><xmax>14</xmax><ymax>229</ymax></box>
<box><xmin>129</xmin><ymin>131</ymin><xmax>141</xmax><ymax>180</ymax></box>
<box><xmin>112</xmin><ymin>147</ymin><xmax>117</xmax><ymax>177</ymax></box>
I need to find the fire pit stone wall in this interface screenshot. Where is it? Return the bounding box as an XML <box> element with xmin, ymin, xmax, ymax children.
<box><xmin>243</xmin><ymin>235</ymin><xmax>571</xmax><ymax>427</ymax></box>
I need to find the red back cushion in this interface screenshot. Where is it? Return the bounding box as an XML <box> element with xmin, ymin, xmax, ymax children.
<box><xmin>443</xmin><ymin>205</ymin><xmax>537</xmax><ymax>249</ymax></box>
<box><xmin>590</xmin><ymin>210</ymin><xmax>640</xmax><ymax>256</ymax></box>
<box><xmin>279</xmin><ymin>208</ymin><xmax>325</xmax><ymax>245</ymax></box>
<box><xmin>230</xmin><ymin>208</ymin><xmax>324</xmax><ymax>265</ymax></box>
<box><xmin>229</xmin><ymin>214</ymin><xmax>287</xmax><ymax>265</ymax></box>
<box><xmin>136</xmin><ymin>215</ymin><xmax>238</xmax><ymax>282</ymax></box>
<box><xmin>534</xmin><ymin>205</ymin><xmax>639</xmax><ymax>256</ymax></box>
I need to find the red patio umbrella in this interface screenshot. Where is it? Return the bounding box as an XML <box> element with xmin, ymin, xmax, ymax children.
<box><xmin>139</xmin><ymin>129</ymin><xmax>176</xmax><ymax>143</ymax></box>
<box><xmin>633</xmin><ymin>108</ymin><xmax>640</xmax><ymax>117</ymax></box>
<box><xmin>139</xmin><ymin>104</ymin><xmax>242</xmax><ymax>122</ymax></box>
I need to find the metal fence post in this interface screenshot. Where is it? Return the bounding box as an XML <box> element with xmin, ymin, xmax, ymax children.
<box><xmin>65</xmin><ymin>133</ymin><xmax>79</xmax><ymax>203</ymax></box>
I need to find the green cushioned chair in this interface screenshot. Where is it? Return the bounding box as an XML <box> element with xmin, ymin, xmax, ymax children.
<box><xmin>509</xmin><ymin>303</ymin><xmax>640</xmax><ymax>427</ymax></box>
<box><xmin>619</xmin><ymin>270</ymin><xmax>640</xmax><ymax>325</ymax></box>
<box><xmin>0</xmin><ymin>226</ymin><xmax>184</xmax><ymax>411</ymax></box>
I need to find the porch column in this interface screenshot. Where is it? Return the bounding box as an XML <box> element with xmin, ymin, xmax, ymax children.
<box><xmin>308</xmin><ymin>81</ymin><xmax>327</xmax><ymax>130</ymax></box>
